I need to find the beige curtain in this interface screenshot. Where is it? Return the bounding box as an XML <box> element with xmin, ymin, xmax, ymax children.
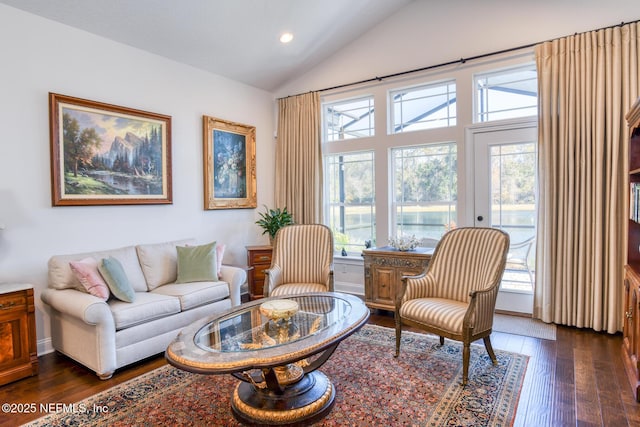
<box><xmin>535</xmin><ymin>22</ymin><xmax>639</xmax><ymax>333</ymax></box>
<box><xmin>275</xmin><ymin>92</ymin><xmax>322</xmax><ymax>224</ymax></box>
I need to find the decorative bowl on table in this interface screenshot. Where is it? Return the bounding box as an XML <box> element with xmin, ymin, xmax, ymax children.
<box><xmin>389</xmin><ymin>234</ymin><xmax>419</xmax><ymax>251</ymax></box>
<box><xmin>260</xmin><ymin>299</ymin><xmax>299</xmax><ymax>321</ymax></box>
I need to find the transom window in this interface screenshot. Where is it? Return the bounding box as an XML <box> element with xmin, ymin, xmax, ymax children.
<box><xmin>324</xmin><ymin>151</ymin><xmax>375</xmax><ymax>254</ymax></box>
<box><xmin>475</xmin><ymin>64</ymin><xmax>537</xmax><ymax>122</ymax></box>
<box><xmin>391</xmin><ymin>143</ymin><xmax>457</xmax><ymax>240</ymax></box>
<box><xmin>323</xmin><ymin>96</ymin><xmax>375</xmax><ymax>142</ymax></box>
<box><xmin>389</xmin><ymin>80</ymin><xmax>457</xmax><ymax>133</ymax></box>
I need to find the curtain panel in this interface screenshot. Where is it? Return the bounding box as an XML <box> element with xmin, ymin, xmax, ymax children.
<box><xmin>534</xmin><ymin>22</ymin><xmax>640</xmax><ymax>333</ymax></box>
<box><xmin>275</xmin><ymin>92</ymin><xmax>322</xmax><ymax>224</ymax></box>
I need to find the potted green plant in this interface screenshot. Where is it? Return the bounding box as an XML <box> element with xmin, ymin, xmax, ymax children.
<box><xmin>255</xmin><ymin>206</ymin><xmax>294</xmax><ymax>242</ymax></box>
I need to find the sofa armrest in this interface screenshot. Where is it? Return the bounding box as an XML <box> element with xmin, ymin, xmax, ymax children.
<box><xmin>219</xmin><ymin>265</ymin><xmax>246</xmax><ymax>307</ymax></box>
<box><xmin>41</xmin><ymin>288</ymin><xmax>114</xmax><ymax>326</ymax></box>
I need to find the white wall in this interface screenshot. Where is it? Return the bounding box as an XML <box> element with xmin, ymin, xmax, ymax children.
<box><xmin>0</xmin><ymin>4</ymin><xmax>275</xmax><ymax>352</ymax></box>
<box><xmin>276</xmin><ymin>0</ymin><xmax>640</xmax><ymax>97</ymax></box>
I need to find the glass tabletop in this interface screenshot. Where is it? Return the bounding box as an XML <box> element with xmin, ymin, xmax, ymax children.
<box><xmin>195</xmin><ymin>294</ymin><xmax>347</xmax><ymax>353</ymax></box>
<box><xmin>165</xmin><ymin>292</ymin><xmax>369</xmax><ymax>374</ymax></box>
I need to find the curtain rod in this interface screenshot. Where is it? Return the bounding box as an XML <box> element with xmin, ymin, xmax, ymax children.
<box><xmin>278</xmin><ymin>18</ymin><xmax>640</xmax><ymax>100</ymax></box>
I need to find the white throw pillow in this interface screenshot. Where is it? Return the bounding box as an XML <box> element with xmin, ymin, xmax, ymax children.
<box><xmin>136</xmin><ymin>238</ymin><xmax>195</xmax><ymax>290</ymax></box>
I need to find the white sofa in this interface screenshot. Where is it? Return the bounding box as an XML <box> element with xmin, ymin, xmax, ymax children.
<box><xmin>41</xmin><ymin>238</ymin><xmax>246</xmax><ymax>379</ymax></box>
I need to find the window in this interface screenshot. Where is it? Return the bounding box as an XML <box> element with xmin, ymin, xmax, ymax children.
<box><xmin>324</xmin><ymin>152</ymin><xmax>375</xmax><ymax>254</ymax></box>
<box><xmin>391</xmin><ymin>143</ymin><xmax>457</xmax><ymax>240</ymax></box>
<box><xmin>390</xmin><ymin>81</ymin><xmax>456</xmax><ymax>133</ymax></box>
<box><xmin>321</xmin><ymin>53</ymin><xmax>536</xmax><ymax>262</ymax></box>
<box><xmin>475</xmin><ymin>65</ymin><xmax>537</xmax><ymax>122</ymax></box>
<box><xmin>323</xmin><ymin>96</ymin><xmax>375</xmax><ymax>142</ymax></box>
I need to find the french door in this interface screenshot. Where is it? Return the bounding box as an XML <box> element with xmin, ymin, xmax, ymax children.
<box><xmin>467</xmin><ymin>120</ymin><xmax>537</xmax><ymax>314</ymax></box>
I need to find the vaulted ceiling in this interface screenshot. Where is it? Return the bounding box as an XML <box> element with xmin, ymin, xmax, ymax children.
<box><xmin>0</xmin><ymin>0</ymin><xmax>413</xmax><ymax>91</ymax></box>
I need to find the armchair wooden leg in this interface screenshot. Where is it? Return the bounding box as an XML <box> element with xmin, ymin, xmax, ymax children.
<box><xmin>439</xmin><ymin>336</ymin><xmax>444</xmax><ymax>346</ymax></box>
<box><xmin>462</xmin><ymin>342</ymin><xmax>470</xmax><ymax>386</ymax></box>
<box><xmin>483</xmin><ymin>335</ymin><xmax>498</xmax><ymax>365</ymax></box>
<box><xmin>394</xmin><ymin>312</ymin><xmax>402</xmax><ymax>357</ymax></box>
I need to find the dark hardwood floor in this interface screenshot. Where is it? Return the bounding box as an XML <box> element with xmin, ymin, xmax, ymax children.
<box><xmin>1</xmin><ymin>312</ymin><xmax>639</xmax><ymax>426</ymax></box>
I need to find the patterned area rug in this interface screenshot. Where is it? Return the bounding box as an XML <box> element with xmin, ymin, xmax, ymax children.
<box><xmin>27</xmin><ymin>325</ymin><xmax>527</xmax><ymax>426</ymax></box>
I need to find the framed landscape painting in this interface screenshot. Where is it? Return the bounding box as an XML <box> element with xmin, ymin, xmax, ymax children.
<box><xmin>49</xmin><ymin>93</ymin><xmax>172</xmax><ymax>206</ymax></box>
<box><xmin>203</xmin><ymin>115</ymin><xmax>256</xmax><ymax>210</ymax></box>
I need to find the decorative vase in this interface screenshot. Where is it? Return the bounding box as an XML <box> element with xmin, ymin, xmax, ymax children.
<box><xmin>389</xmin><ymin>234</ymin><xmax>419</xmax><ymax>251</ymax></box>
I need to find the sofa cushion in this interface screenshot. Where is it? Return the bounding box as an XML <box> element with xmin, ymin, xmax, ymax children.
<box><xmin>99</xmin><ymin>257</ymin><xmax>136</xmax><ymax>303</ymax></box>
<box><xmin>151</xmin><ymin>281</ymin><xmax>230</xmax><ymax>311</ymax></box>
<box><xmin>109</xmin><ymin>292</ymin><xmax>181</xmax><ymax>330</ymax></box>
<box><xmin>136</xmin><ymin>238</ymin><xmax>195</xmax><ymax>290</ymax></box>
<box><xmin>49</xmin><ymin>245</ymin><xmax>148</xmax><ymax>292</ymax></box>
<box><xmin>69</xmin><ymin>257</ymin><xmax>110</xmax><ymax>301</ymax></box>
<box><xmin>176</xmin><ymin>241</ymin><xmax>218</xmax><ymax>283</ymax></box>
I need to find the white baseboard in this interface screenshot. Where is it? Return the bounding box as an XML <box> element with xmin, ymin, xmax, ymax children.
<box><xmin>334</xmin><ymin>281</ymin><xmax>364</xmax><ymax>297</ymax></box>
<box><xmin>38</xmin><ymin>337</ymin><xmax>54</xmax><ymax>356</ymax></box>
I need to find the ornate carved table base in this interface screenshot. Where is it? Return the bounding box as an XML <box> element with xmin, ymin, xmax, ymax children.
<box><xmin>232</xmin><ymin>369</ymin><xmax>335</xmax><ymax>426</ymax></box>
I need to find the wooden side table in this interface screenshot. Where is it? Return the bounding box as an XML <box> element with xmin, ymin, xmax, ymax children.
<box><xmin>362</xmin><ymin>247</ymin><xmax>433</xmax><ymax>312</ymax></box>
<box><xmin>246</xmin><ymin>245</ymin><xmax>273</xmax><ymax>300</ymax></box>
<box><xmin>0</xmin><ymin>284</ymin><xmax>38</xmax><ymax>385</ymax></box>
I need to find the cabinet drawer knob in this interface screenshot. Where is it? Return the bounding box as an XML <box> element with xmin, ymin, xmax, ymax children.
<box><xmin>258</xmin><ymin>256</ymin><xmax>270</xmax><ymax>261</ymax></box>
<box><xmin>0</xmin><ymin>302</ymin><xmax>15</xmax><ymax>310</ymax></box>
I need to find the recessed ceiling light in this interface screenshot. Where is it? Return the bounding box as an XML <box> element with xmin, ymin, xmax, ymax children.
<box><xmin>280</xmin><ymin>32</ymin><xmax>294</xmax><ymax>44</ymax></box>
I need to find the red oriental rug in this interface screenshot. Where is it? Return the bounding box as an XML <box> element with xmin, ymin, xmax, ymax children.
<box><xmin>27</xmin><ymin>325</ymin><xmax>527</xmax><ymax>426</ymax></box>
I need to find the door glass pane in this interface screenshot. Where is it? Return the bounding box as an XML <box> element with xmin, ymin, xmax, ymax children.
<box><xmin>490</xmin><ymin>142</ymin><xmax>536</xmax><ymax>291</ymax></box>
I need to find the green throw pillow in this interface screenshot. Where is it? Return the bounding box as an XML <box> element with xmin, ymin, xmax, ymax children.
<box><xmin>176</xmin><ymin>241</ymin><xmax>218</xmax><ymax>283</ymax></box>
<box><xmin>98</xmin><ymin>257</ymin><xmax>136</xmax><ymax>302</ymax></box>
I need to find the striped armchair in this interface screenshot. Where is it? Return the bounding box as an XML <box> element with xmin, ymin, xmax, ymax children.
<box><xmin>394</xmin><ymin>227</ymin><xmax>510</xmax><ymax>386</ymax></box>
<box><xmin>264</xmin><ymin>224</ymin><xmax>334</xmax><ymax>297</ymax></box>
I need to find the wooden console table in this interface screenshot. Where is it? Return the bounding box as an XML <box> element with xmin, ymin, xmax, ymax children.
<box><xmin>362</xmin><ymin>246</ymin><xmax>432</xmax><ymax>312</ymax></box>
<box><xmin>0</xmin><ymin>283</ymin><xmax>38</xmax><ymax>385</ymax></box>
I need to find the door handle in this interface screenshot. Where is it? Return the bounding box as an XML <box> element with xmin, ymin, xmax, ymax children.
<box><xmin>477</xmin><ymin>215</ymin><xmax>484</xmax><ymax>221</ymax></box>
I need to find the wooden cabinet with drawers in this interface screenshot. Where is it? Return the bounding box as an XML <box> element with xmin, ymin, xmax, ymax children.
<box><xmin>362</xmin><ymin>246</ymin><xmax>432</xmax><ymax>312</ymax></box>
<box><xmin>246</xmin><ymin>245</ymin><xmax>273</xmax><ymax>300</ymax></box>
<box><xmin>0</xmin><ymin>284</ymin><xmax>38</xmax><ymax>386</ymax></box>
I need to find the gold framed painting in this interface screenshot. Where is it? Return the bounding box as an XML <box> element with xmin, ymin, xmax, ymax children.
<box><xmin>49</xmin><ymin>93</ymin><xmax>172</xmax><ymax>206</ymax></box>
<box><xmin>203</xmin><ymin>115</ymin><xmax>257</xmax><ymax>209</ymax></box>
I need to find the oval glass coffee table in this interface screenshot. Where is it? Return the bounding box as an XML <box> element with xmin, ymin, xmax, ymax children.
<box><xmin>165</xmin><ymin>292</ymin><xmax>369</xmax><ymax>425</ymax></box>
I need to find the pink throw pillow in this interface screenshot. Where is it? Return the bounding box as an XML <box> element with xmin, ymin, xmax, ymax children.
<box><xmin>69</xmin><ymin>257</ymin><xmax>110</xmax><ymax>301</ymax></box>
<box><xmin>216</xmin><ymin>243</ymin><xmax>226</xmax><ymax>272</ymax></box>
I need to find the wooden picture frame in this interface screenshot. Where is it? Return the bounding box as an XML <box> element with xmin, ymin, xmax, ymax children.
<box><xmin>203</xmin><ymin>115</ymin><xmax>256</xmax><ymax>209</ymax></box>
<box><xmin>49</xmin><ymin>93</ymin><xmax>172</xmax><ymax>206</ymax></box>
